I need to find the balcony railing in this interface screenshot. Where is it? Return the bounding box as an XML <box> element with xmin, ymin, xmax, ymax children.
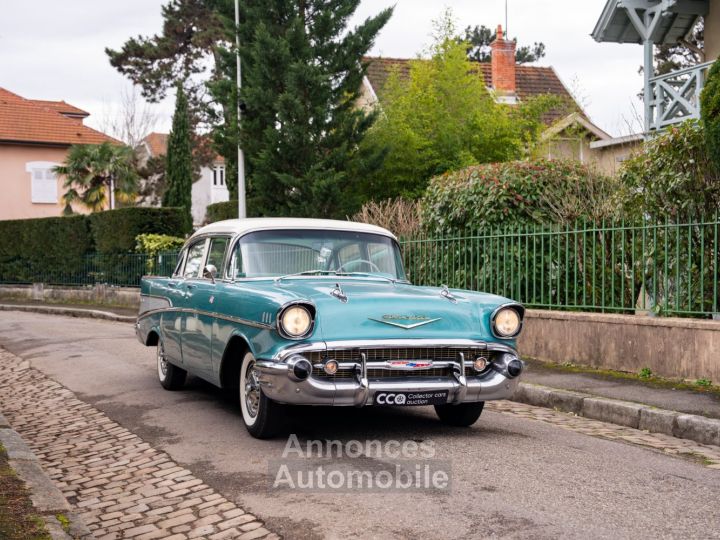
<box><xmin>648</xmin><ymin>60</ymin><xmax>714</xmax><ymax>131</ymax></box>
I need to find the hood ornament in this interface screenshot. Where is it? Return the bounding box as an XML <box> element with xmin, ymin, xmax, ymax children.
<box><xmin>330</xmin><ymin>283</ymin><xmax>348</xmax><ymax>303</ymax></box>
<box><xmin>368</xmin><ymin>316</ymin><xmax>441</xmax><ymax>330</ymax></box>
<box><xmin>440</xmin><ymin>285</ymin><xmax>457</xmax><ymax>303</ymax></box>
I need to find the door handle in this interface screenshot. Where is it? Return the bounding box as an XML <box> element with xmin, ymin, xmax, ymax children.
<box><xmin>168</xmin><ymin>281</ymin><xmax>178</xmax><ymax>288</ymax></box>
<box><xmin>186</xmin><ymin>284</ymin><xmax>196</xmax><ymax>290</ymax></box>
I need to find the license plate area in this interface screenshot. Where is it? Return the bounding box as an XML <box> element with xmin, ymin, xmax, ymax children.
<box><xmin>373</xmin><ymin>390</ymin><xmax>449</xmax><ymax>406</ymax></box>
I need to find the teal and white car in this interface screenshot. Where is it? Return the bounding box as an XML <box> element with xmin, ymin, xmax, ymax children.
<box><xmin>136</xmin><ymin>218</ymin><xmax>525</xmax><ymax>438</ymax></box>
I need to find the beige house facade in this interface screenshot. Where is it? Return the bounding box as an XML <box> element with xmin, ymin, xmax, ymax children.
<box><xmin>0</xmin><ymin>88</ymin><xmax>116</xmax><ymax>221</ymax></box>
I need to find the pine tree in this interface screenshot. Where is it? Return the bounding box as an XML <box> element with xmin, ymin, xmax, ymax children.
<box><xmin>163</xmin><ymin>85</ymin><xmax>194</xmax><ymax>227</ymax></box>
<box><xmin>210</xmin><ymin>0</ymin><xmax>392</xmax><ymax>218</ymax></box>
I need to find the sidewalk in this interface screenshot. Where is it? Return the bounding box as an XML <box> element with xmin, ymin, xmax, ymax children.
<box><xmin>517</xmin><ymin>359</ymin><xmax>720</xmax><ymax>447</ymax></box>
<box><xmin>522</xmin><ymin>359</ymin><xmax>720</xmax><ymax>420</ymax></box>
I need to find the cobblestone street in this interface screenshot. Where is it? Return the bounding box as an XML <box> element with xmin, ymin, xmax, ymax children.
<box><xmin>0</xmin><ymin>349</ymin><xmax>277</xmax><ymax>540</ymax></box>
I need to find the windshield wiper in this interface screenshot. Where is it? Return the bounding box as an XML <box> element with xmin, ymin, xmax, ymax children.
<box><xmin>273</xmin><ymin>270</ymin><xmax>337</xmax><ymax>282</ymax></box>
<box><xmin>333</xmin><ymin>272</ymin><xmax>407</xmax><ymax>284</ymax></box>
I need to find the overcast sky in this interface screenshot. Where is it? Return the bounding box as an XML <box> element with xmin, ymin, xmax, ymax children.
<box><xmin>0</xmin><ymin>0</ymin><xmax>646</xmax><ymax>138</ymax></box>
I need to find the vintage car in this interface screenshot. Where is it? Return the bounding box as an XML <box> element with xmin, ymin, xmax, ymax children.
<box><xmin>136</xmin><ymin>218</ymin><xmax>525</xmax><ymax>438</ymax></box>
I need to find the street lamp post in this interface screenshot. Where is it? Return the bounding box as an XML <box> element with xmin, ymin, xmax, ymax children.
<box><xmin>235</xmin><ymin>0</ymin><xmax>247</xmax><ymax>219</ymax></box>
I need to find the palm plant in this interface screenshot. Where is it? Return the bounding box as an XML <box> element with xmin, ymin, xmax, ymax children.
<box><xmin>54</xmin><ymin>142</ymin><xmax>139</xmax><ymax>214</ymax></box>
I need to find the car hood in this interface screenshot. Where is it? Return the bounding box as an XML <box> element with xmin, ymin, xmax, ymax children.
<box><xmin>261</xmin><ymin>278</ymin><xmax>512</xmax><ymax>343</ymax></box>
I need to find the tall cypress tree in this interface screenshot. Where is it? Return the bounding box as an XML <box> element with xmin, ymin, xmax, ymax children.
<box><xmin>215</xmin><ymin>0</ymin><xmax>393</xmax><ymax>218</ymax></box>
<box><xmin>163</xmin><ymin>85</ymin><xmax>194</xmax><ymax>227</ymax></box>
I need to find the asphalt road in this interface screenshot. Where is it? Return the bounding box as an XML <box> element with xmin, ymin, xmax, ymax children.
<box><xmin>0</xmin><ymin>312</ymin><xmax>719</xmax><ymax>539</ymax></box>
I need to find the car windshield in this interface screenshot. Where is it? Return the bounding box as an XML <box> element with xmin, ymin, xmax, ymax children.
<box><xmin>227</xmin><ymin>229</ymin><xmax>407</xmax><ymax>280</ymax></box>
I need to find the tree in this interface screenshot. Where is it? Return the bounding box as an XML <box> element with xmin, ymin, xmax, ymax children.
<box><xmin>460</xmin><ymin>24</ymin><xmax>546</xmax><ymax>64</ymax></box>
<box><xmin>54</xmin><ymin>142</ymin><xmax>138</xmax><ymax>214</ymax></box>
<box><xmin>654</xmin><ymin>20</ymin><xmax>704</xmax><ymax>75</ymax></box>
<box><xmin>163</xmin><ymin>85</ymin><xmax>194</xmax><ymax>227</ymax></box>
<box><xmin>107</xmin><ymin>0</ymin><xmax>393</xmax><ymax>218</ymax></box>
<box><xmin>700</xmin><ymin>56</ymin><xmax>720</xmax><ymax>174</ymax></box>
<box><xmin>359</xmin><ymin>13</ymin><xmax>561</xmax><ymax>202</ymax></box>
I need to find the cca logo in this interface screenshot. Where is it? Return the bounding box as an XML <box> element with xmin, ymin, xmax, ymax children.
<box><xmin>376</xmin><ymin>393</ymin><xmax>406</xmax><ymax>405</ymax></box>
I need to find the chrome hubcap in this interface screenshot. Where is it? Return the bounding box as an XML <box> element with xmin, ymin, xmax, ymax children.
<box><xmin>244</xmin><ymin>362</ymin><xmax>260</xmax><ymax>418</ymax></box>
<box><xmin>158</xmin><ymin>343</ymin><xmax>168</xmax><ymax>378</ymax></box>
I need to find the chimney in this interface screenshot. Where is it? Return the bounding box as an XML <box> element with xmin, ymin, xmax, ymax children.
<box><xmin>490</xmin><ymin>24</ymin><xmax>516</xmax><ymax>95</ymax></box>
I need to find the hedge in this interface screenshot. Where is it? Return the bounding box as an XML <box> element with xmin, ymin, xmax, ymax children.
<box><xmin>206</xmin><ymin>200</ymin><xmax>238</xmax><ymax>224</ymax></box>
<box><xmin>0</xmin><ymin>214</ymin><xmax>93</xmax><ymax>284</ymax></box>
<box><xmin>89</xmin><ymin>207</ymin><xmax>190</xmax><ymax>254</ymax></box>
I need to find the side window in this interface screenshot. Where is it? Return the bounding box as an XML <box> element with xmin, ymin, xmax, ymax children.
<box><xmin>172</xmin><ymin>249</ymin><xmax>187</xmax><ymax>277</ymax></box>
<box><xmin>206</xmin><ymin>237</ymin><xmax>229</xmax><ymax>275</ymax></box>
<box><xmin>227</xmin><ymin>242</ymin><xmax>244</xmax><ymax>279</ymax></box>
<box><xmin>183</xmin><ymin>241</ymin><xmax>207</xmax><ymax>278</ymax></box>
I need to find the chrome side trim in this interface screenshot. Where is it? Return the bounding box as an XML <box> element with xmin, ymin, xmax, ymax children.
<box><xmin>139</xmin><ymin>294</ymin><xmax>172</xmax><ymax>315</ymax></box>
<box><xmin>136</xmin><ymin>307</ymin><xmax>274</xmax><ymax>330</ymax></box>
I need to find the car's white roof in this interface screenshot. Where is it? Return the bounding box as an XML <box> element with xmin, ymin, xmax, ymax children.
<box><xmin>192</xmin><ymin>217</ymin><xmax>397</xmax><ymax>240</ymax></box>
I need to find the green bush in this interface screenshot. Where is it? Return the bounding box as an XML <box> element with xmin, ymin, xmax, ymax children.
<box><xmin>135</xmin><ymin>233</ymin><xmax>185</xmax><ymax>274</ymax></box>
<box><xmin>421</xmin><ymin>159</ymin><xmax>619</xmax><ymax>234</ymax></box>
<box><xmin>0</xmin><ymin>215</ymin><xmax>92</xmax><ymax>284</ymax></box>
<box><xmin>700</xmin><ymin>56</ymin><xmax>720</xmax><ymax>174</ymax></box>
<box><xmin>619</xmin><ymin>120</ymin><xmax>720</xmax><ymax>219</ymax></box>
<box><xmin>89</xmin><ymin>207</ymin><xmax>190</xmax><ymax>254</ymax></box>
<box><xmin>206</xmin><ymin>201</ymin><xmax>238</xmax><ymax>224</ymax></box>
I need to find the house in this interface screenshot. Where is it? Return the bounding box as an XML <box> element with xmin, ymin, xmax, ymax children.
<box><xmin>0</xmin><ymin>87</ymin><xmax>116</xmax><ymax>220</ymax></box>
<box><xmin>136</xmin><ymin>132</ymin><xmax>229</xmax><ymax>227</ymax></box>
<box><xmin>360</xmin><ymin>25</ymin><xmax>642</xmax><ymax>175</ymax></box>
<box><xmin>592</xmin><ymin>0</ymin><xmax>719</xmax><ymax>132</ymax></box>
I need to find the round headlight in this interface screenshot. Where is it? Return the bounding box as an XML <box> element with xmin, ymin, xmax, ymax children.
<box><xmin>280</xmin><ymin>305</ymin><xmax>312</xmax><ymax>338</ymax></box>
<box><xmin>493</xmin><ymin>307</ymin><xmax>521</xmax><ymax>337</ymax></box>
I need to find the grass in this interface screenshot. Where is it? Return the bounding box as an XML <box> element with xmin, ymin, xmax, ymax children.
<box><xmin>0</xmin><ymin>444</ymin><xmax>51</xmax><ymax>540</ymax></box>
<box><xmin>526</xmin><ymin>358</ymin><xmax>720</xmax><ymax>398</ymax></box>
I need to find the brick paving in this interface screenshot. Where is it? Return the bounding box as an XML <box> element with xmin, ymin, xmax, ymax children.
<box><xmin>0</xmin><ymin>349</ymin><xmax>280</xmax><ymax>540</ymax></box>
<box><xmin>487</xmin><ymin>401</ymin><xmax>720</xmax><ymax>468</ymax></box>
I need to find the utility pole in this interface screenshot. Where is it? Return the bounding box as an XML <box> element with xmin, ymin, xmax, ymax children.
<box><xmin>235</xmin><ymin>0</ymin><xmax>247</xmax><ymax>218</ymax></box>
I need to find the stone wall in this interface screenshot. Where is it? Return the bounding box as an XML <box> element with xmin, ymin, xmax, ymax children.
<box><xmin>0</xmin><ymin>284</ymin><xmax>140</xmax><ymax>308</ymax></box>
<box><xmin>519</xmin><ymin>310</ymin><xmax>720</xmax><ymax>382</ymax></box>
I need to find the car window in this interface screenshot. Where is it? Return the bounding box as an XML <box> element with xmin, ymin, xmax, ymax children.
<box><xmin>172</xmin><ymin>249</ymin><xmax>187</xmax><ymax>277</ymax></box>
<box><xmin>206</xmin><ymin>237</ymin><xmax>229</xmax><ymax>275</ymax></box>
<box><xmin>183</xmin><ymin>240</ymin><xmax>207</xmax><ymax>278</ymax></box>
<box><xmin>337</xmin><ymin>244</ymin><xmax>362</xmax><ymax>267</ymax></box>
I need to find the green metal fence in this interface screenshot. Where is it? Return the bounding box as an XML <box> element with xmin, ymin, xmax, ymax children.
<box><xmin>0</xmin><ymin>251</ymin><xmax>181</xmax><ymax>288</ymax></box>
<box><xmin>401</xmin><ymin>215</ymin><xmax>720</xmax><ymax>318</ymax></box>
<box><xmin>1</xmin><ymin>216</ymin><xmax>718</xmax><ymax>318</ymax></box>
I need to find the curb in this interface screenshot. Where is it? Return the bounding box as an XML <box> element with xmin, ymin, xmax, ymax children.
<box><xmin>513</xmin><ymin>382</ymin><xmax>720</xmax><ymax>447</ymax></box>
<box><xmin>0</xmin><ymin>413</ymin><xmax>92</xmax><ymax>539</ymax></box>
<box><xmin>0</xmin><ymin>304</ymin><xmax>135</xmax><ymax>323</ymax></box>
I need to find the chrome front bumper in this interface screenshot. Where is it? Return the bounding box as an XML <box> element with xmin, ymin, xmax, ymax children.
<box><xmin>254</xmin><ymin>339</ymin><xmax>523</xmax><ymax>406</ymax></box>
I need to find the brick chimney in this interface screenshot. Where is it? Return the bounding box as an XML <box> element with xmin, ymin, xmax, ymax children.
<box><xmin>490</xmin><ymin>25</ymin><xmax>516</xmax><ymax>95</ymax></box>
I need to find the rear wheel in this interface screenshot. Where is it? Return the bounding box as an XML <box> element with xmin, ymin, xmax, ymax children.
<box><xmin>434</xmin><ymin>401</ymin><xmax>484</xmax><ymax>427</ymax></box>
<box><xmin>239</xmin><ymin>352</ymin><xmax>284</xmax><ymax>438</ymax></box>
<box><xmin>157</xmin><ymin>340</ymin><xmax>186</xmax><ymax>390</ymax></box>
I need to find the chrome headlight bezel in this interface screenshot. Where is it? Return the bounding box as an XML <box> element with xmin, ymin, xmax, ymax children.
<box><xmin>490</xmin><ymin>304</ymin><xmax>524</xmax><ymax>339</ymax></box>
<box><xmin>277</xmin><ymin>302</ymin><xmax>315</xmax><ymax>340</ymax></box>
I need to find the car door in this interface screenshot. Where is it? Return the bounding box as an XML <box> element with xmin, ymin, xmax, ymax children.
<box><xmin>181</xmin><ymin>236</ymin><xmax>230</xmax><ymax>379</ymax></box>
<box><xmin>159</xmin><ymin>247</ymin><xmax>189</xmax><ymax>365</ymax></box>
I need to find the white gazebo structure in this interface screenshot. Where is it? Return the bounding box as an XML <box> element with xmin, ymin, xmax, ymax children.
<box><xmin>592</xmin><ymin>0</ymin><xmax>719</xmax><ymax>132</ymax></box>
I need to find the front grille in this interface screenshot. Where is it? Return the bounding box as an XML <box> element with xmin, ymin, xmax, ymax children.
<box><xmin>308</xmin><ymin>347</ymin><xmax>492</xmax><ymax>380</ymax></box>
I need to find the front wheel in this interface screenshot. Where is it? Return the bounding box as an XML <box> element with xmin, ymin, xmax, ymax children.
<box><xmin>157</xmin><ymin>340</ymin><xmax>186</xmax><ymax>390</ymax></box>
<box><xmin>434</xmin><ymin>401</ymin><xmax>484</xmax><ymax>427</ymax></box>
<box><xmin>239</xmin><ymin>352</ymin><xmax>284</xmax><ymax>438</ymax></box>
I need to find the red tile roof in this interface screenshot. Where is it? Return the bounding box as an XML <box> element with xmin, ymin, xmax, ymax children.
<box><xmin>30</xmin><ymin>99</ymin><xmax>89</xmax><ymax>117</ymax></box>
<box><xmin>143</xmin><ymin>132</ymin><xmax>225</xmax><ymax>164</ymax></box>
<box><xmin>0</xmin><ymin>87</ymin><xmax>116</xmax><ymax>146</ymax></box>
<box><xmin>363</xmin><ymin>57</ymin><xmax>577</xmax><ymax>123</ymax></box>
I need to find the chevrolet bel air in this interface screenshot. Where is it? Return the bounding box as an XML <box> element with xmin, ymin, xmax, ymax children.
<box><xmin>136</xmin><ymin>218</ymin><xmax>525</xmax><ymax>438</ymax></box>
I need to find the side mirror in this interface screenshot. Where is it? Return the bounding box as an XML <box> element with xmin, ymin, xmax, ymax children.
<box><xmin>203</xmin><ymin>264</ymin><xmax>218</xmax><ymax>283</ymax></box>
